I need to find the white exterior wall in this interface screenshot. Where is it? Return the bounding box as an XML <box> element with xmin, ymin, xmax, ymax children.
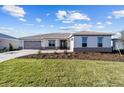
<box><xmin>19</xmin><ymin>40</ymin><xmax>24</xmax><ymax>48</ymax></box>
<box><xmin>0</xmin><ymin>38</ymin><xmax>21</xmax><ymax>49</ymax></box>
<box><xmin>42</xmin><ymin>39</ymin><xmax>60</xmax><ymax>48</ymax></box>
<box><xmin>67</xmin><ymin>40</ymin><xmax>70</xmax><ymax>48</ymax></box>
<box><xmin>56</xmin><ymin>39</ymin><xmax>60</xmax><ymax>48</ymax></box>
<box><xmin>70</xmin><ymin>37</ymin><xmax>74</xmax><ymax>51</ymax></box>
<box><xmin>74</xmin><ymin>36</ymin><xmax>111</xmax><ymax>48</ymax></box>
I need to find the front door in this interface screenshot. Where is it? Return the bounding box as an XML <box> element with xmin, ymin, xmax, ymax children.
<box><xmin>60</xmin><ymin>40</ymin><xmax>67</xmax><ymax>49</ymax></box>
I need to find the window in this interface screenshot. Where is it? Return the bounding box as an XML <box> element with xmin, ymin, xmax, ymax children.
<box><xmin>97</xmin><ymin>37</ymin><xmax>103</xmax><ymax>47</ymax></box>
<box><xmin>48</xmin><ymin>40</ymin><xmax>55</xmax><ymax>47</ymax></box>
<box><xmin>82</xmin><ymin>37</ymin><xmax>88</xmax><ymax>47</ymax></box>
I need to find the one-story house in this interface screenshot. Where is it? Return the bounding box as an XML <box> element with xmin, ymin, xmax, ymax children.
<box><xmin>19</xmin><ymin>31</ymin><xmax>113</xmax><ymax>52</ymax></box>
<box><xmin>0</xmin><ymin>33</ymin><xmax>20</xmax><ymax>50</ymax></box>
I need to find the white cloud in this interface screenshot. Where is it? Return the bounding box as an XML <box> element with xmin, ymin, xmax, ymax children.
<box><xmin>19</xmin><ymin>18</ymin><xmax>27</xmax><ymax>22</ymax></box>
<box><xmin>50</xmin><ymin>25</ymin><xmax>54</xmax><ymax>28</ymax></box>
<box><xmin>60</xmin><ymin>24</ymin><xmax>92</xmax><ymax>31</ymax></box>
<box><xmin>0</xmin><ymin>30</ymin><xmax>29</xmax><ymax>38</ymax></box>
<box><xmin>96</xmin><ymin>22</ymin><xmax>102</xmax><ymax>25</ymax></box>
<box><xmin>68</xmin><ymin>11</ymin><xmax>90</xmax><ymax>21</ymax></box>
<box><xmin>36</xmin><ymin>18</ymin><xmax>42</xmax><ymax>23</ymax></box>
<box><xmin>56</xmin><ymin>10</ymin><xmax>90</xmax><ymax>23</ymax></box>
<box><xmin>62</xmin><ymin>20</ymin><xmax>72</xmax><ymax>23</ymax></box>
<box><xmin>96</xmin><ymin>25</ymin><xmax>104</xmax><ymax>29</ymax></box>
<box><xmin>0</xmin><ymin>26</ymin><xmax>14</xmax><ymax>31</ymax></box>
<box><xmin>0</xmin><ymin>26</ymin><xmax>29</xmax><ymax>37</ymax></box>
<box><xmin>2</xmin><ymin>5</ymin><xmax>26</xmax><ymax>18</ymax></box>
<box><xmin>96</xmin><ymin>22</ymin><xmax>105</xmax><ymax>29</ymax></box>
<box><xmin>40</xmin><ymin>25</ymin><xmax>45</xmax><ymax>27</ymax></box>
<box><xmin>56</xmin><ymin>10</ymin><xmax>67</xmax><ymax>20</ymax></box>
<box><xmin>107</xmin><ymin>16</ymin><xmax>112</xmax><ymax>19</ymax></box>
<box><xmin>106</xmin><ymin>21</ymin><xmax>112</xmax><ymax>25</ymax></box>
<box><xmin>112</xmin><ymin>10</ymin><xmax>124</xmax><ymax>18</ymax></box>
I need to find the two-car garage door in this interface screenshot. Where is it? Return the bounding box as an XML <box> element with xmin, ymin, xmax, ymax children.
<box><xmin>24</xmin><ymin>41</ymin><xmax>41</xmax><ymax>49</ymax></box>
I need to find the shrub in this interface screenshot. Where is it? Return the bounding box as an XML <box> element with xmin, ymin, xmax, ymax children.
<box><xmin>0</xmin><ymin>47</ymin><xmax>8</xmax><ymax>53</ymax></box>
<box><xmin>9</xmin><ymin>43</ymin><xmax>13</xmax><ymax>51</ymax></box>
<box><xmin>3</xmin><ymin>47</ymin><xmax>8</xmax><ymax>52</ymax></box>
<box><xmin>37</xmin><ymin>50</ymin><xmax>42</xmax><ymax>55</ymax></box>
<box><xmin>37</xmin><ymin>50</ymin><xmax>42</xmax><ymax>59</ymax></box>
<box><xmin>64</xmin><ymin>50</ymin><xmax>68</xmax><ymax>54</ymax></box>
<box><xmin>54</xmin><ymin>50</ymin><xmax>58</xmax><ymax>54</ymax></box>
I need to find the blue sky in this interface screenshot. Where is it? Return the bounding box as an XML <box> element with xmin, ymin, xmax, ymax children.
<box><xmin>0</xmin><ymin>5</ymin><xmax>124</xmax><ymax>37</ymax></box>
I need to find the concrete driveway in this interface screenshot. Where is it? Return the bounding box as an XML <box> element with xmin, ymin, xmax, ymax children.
<box><xmin>0</xmin><ymin>49</ymin><xmax>38</xmax><ymax>62</ymax></box>
<box><xmin>0</xmin><ymin>49</ymin><xmax>72</xmax><ymax>62</ymax></box>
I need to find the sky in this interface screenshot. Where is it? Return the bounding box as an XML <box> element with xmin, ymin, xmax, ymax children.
<box><xmin>0</xmin><ymin>5</ymin><xmax>124</xmax><ymax>37</ymax></box>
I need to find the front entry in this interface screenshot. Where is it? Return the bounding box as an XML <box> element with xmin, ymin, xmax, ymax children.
<box><xmin>60</xmin><ymin>40</ymin><xmax>67</xmax><ymax>49</ymax></box>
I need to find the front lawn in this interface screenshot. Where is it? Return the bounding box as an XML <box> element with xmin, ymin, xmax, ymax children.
<box><xmin>0</xmin><ymin>59</ymin><xmax>124</xmax><ymax>87</ymax></box>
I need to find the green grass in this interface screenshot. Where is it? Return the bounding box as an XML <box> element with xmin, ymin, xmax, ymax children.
<box><xmin>0</xmin><ymin>59</ymin><xmax>124</xmax><ymax>87</ymax></box>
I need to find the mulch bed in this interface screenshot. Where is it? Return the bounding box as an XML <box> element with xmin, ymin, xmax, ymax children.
<box><xmin>19</xmin><ymin>51</ymin><xmax>124</xmax><ymax>62</ymax></box>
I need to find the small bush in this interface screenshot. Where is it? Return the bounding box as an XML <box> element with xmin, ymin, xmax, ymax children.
<box><xmin>64</xmin><ymin>50</ymin><xmax>68</xmax><ymax>54</ymax></box>
<box><xmin>37</xmin><ymin>50</ymin><xmax>42</xmax><ymax>59</ymax></box>
<box><xmin>9</xmin><ymin>43</ymin><xmax>13</xmax><ymax>51</ymax></box>
<box><xmin>37</xmin><ymin>50</ymin><xmax>42</xmax><ymax>55</ymax></box>
<box><xmin>0</xmin><ymin>47</ymin><xmax>8</xmax><ymax>53</ymax></box>
<box><xmin>54</xmin><ymin>50</ymin><xmax>58</xmax><ymax>54</ymax></box>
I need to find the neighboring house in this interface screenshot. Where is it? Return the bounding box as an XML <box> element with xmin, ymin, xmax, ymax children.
<box><xmin>20</xmin><ymin>31</ymin><xmax>113</xmax><ymax>52</ymax></box>
<box><xmin>0</xmin><ymin>33</ymin><xmax>20</xmax><ymax>49</ymax></box>
<box><xmin>112</xmin><ymin>38</ymin><xmax>124</xmax><ymax>50</ymax></box>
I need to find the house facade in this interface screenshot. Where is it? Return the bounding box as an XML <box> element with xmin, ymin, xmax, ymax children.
<box><xmin>19</xmin><ymin>33</ymin><xmax>71</xmax><ymax>50</ymax></box>
<box><xmin>20</xmin><ymin>31</ymin><xmax>113</xmax><ymax>52</ymax></box>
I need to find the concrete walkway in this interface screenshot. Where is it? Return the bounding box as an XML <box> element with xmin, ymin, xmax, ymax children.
<box><xmin>0</xmin><ymin>50</ymin><xmax>38</xmax><ymax>62</ymax></box>
<box><xmin>39</xmin><ymin>49</ymin><xmax>72</xmax><ymax>53</ymax></box>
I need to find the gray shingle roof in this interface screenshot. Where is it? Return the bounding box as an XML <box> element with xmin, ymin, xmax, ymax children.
<box><xmin>0</xmin><ymin>33</ymin><xmax>17</xmax><ymax>39</ymax></box>
<box><xmin>19</xmin><ymin>33</ymin><xmax>71</xmax><ymax>40</ymax></box>
<box><xmin>73</xmin><ymin>31</ymin><xmax>114</xmax><ymax>36</ymax></box>
<box><xmin>19</xmin><ymin>31</ymin><xmax>114</xmax><ymax>41</ymax></box>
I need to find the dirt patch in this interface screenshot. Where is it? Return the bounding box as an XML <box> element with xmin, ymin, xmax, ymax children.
<box><xmin>18</xmin><ymin>51</ymin><xmax>124</xmax><ymax>62</ymax></box>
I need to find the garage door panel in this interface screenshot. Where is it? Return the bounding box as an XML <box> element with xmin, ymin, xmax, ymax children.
<box><xmin>24</xmin><ymin>41</ymin><xmax>41</xmax><ymax>49</ymax></box>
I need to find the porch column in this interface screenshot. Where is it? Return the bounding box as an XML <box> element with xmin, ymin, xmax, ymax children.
<box><xmin>67</xmin><ymin>39</ymin><xmax>70</xmax><ymax>49</ymax></box>
<box><xmin>55</xmin><ymin>39</ymin><xmax>59</xmax><ymax>49</ymax></box>
<box><xmin>42</xmin><ymin>39</ymin><xmax>46</xmax><ymax>49</ymax></box>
